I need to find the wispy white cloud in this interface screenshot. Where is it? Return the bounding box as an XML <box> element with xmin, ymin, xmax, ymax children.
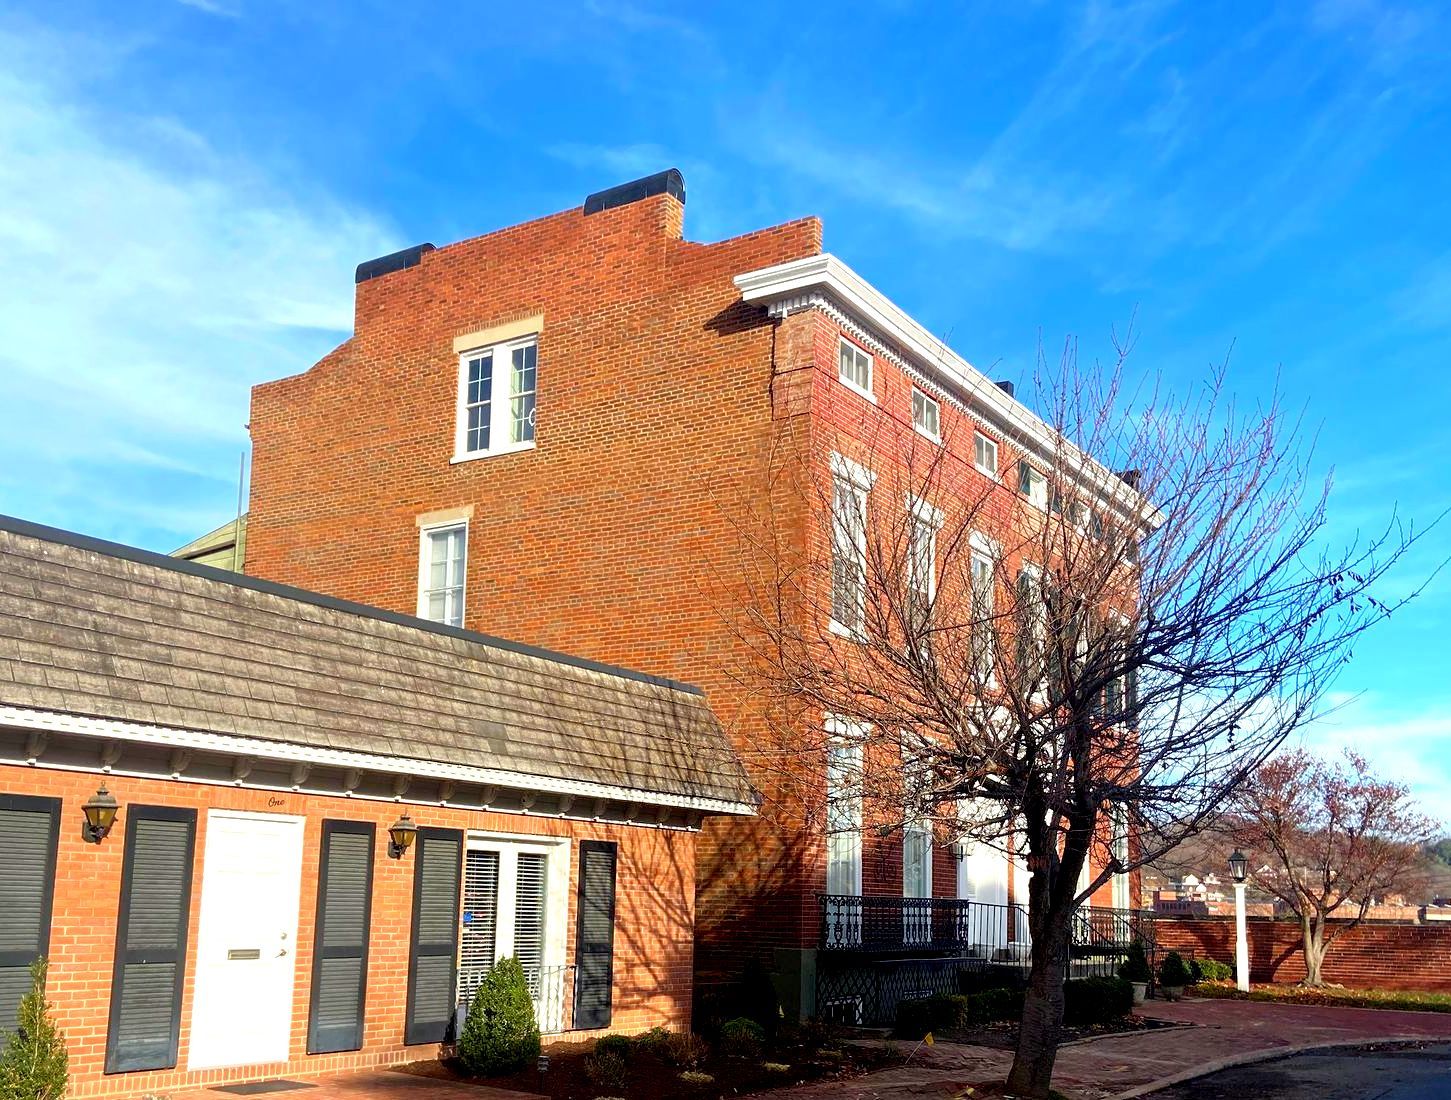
<box><xmin>0</xmin><ymin>25</ymin><xmax>397</xmax><ymax>549</ymax></box>
<box><xmin>1305</xmin><ymin>692</ymin><xmax>1451</xmax><ymax>828</ymax></box>
<box><xmin>174</xmin><ymin>0</ymin><xmax>240</xmax><ymax>18</ymax></box>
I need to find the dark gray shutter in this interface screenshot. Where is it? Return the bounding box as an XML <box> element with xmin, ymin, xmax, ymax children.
<box><xmin>405</xmin><ymin>828</ymin><xmax>462</xmax><ymax>1045</ymax></box>
<box><xmin>0</xmin><ymin>795</ymin><xmax>61</xmax><ymax>1035</ymax></box>
<box><xmin>105</xmin><ymin>806</ymin><xmax>196</xmax><ymax>1074</ymax></box>
<box><xmin>308</xmin><ymin>820</ymin><xmax>374</xmax><ymax>1054</ymax></box>
<box><xmin>572</xmin><ymin>841</ymin><xmax>616</xmax><ymax>1030</ymax></box>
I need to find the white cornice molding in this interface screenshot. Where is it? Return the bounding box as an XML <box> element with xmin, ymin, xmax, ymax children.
<box><xmin>735</xmin><ymin>255</ymin><xmax>1165</xmax><ymax>530</ymax></box>
<box><xmin>0</xmin><ymin>705</ymin><xmax>757</xmax><ymax>818</ymax></box>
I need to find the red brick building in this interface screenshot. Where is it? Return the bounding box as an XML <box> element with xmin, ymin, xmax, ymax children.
<box><xmin>0</xmin><ymin>516</ymin><xmax>753</xmax><ymax>1096</ymax></box>
<box><xmin>243</xmin><ymin>171</ymin><xmax>1147</xmax><ymax>1023</ymax></box>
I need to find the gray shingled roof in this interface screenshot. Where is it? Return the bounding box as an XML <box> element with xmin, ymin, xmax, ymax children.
<box><xmin>0</xmin><ymin>516</ymin><xmax>755</xmax><ymax>811</ymax></box>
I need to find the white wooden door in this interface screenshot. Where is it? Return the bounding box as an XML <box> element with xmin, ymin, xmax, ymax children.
<box><xmin>188</xmin><ymin>811</ymin><xmax>304</xmax><ymax>1070</ymax></box>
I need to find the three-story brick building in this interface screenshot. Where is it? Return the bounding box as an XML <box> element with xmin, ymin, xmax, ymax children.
<box><xmin>245</xmin><ymin>170</ymin><xmax>1142</xmax><ymax>1022</ymax></box>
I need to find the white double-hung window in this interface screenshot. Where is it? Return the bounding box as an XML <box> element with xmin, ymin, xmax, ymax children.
<box><xmin>911</xmin><ymin>388</ymin><xmax>940</xmax><ymax>440</ymax></box>
<box><xmin>824</xmin><ymin>717</ymin><xmax>865</xmax><ymax>947</ymax></box>
<box><xmin>455</xmin><ymin>335</ymin><xmax>538</xmax><ymax>460</ymax></box>
<box><xmin>829</xmin><ymin>454</ymin><xmax>876</xmax><ymax>637</ymax></box>
<box><xmin>418</xmin><ymin>521</ymin><xmax>467</xmax><ymax>627</ymax></box>
<box><xmin>969</xmin><ymin>531</ymin><xmax>999</xmax><ymax>682</ymax></box>
<box><xmin>906</xmin><ymin>496</ymin><xmax>942</xmax><ymax>642</ymax></box>
<box><xmin>837</xmin><ymin>338</ymin><xmax>873</xmax><ymax>400</ymax></box>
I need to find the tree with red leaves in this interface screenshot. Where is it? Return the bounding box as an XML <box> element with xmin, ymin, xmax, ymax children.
<box><xmin>1229</xmin><ymin>747</ymin><xmax>1434</xmax><ymax>987</ymax></box>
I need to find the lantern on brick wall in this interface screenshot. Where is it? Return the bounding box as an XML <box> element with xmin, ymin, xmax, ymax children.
<box><xmin>388</xmin><ymin>812</ymin><xmax>418</xmax><ymax>859</ymax></box>
<box><xmin>82</xmin><ymin>786</ymin><xmax>120</xmax><ymax>843</ymax></box>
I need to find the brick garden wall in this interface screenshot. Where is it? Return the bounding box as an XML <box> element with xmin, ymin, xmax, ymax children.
<box><xmin>5</xmin><ymin>763</ymin><xmax>698</xmax><ymax>1099</ymax></box>
<box><xmin>1156</xmin><ymin>915</ymin><xmax>1451</xmax><ymax>992</ymax></box>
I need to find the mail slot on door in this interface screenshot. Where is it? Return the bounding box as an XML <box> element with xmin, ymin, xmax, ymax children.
<box><xmin>227</xmin><ymin>948</ymin><xmax>262</xmax><ymax>960</ymax></box>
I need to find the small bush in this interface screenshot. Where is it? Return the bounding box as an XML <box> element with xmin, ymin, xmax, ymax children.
<box><xmin>894</xmin><ymin>988</ymin><xmax>1022</xmax><ymax>1037</ymax></box>
<box><xmin>661</xmin><ymin>1032</ymin><xmax>708</xmax><ymax>1068</ymax></box>
<box><xmin>633</xmin><ymin>1026</ymin><xmax>671</xmax><ymax>1054</ymax></box>
<box><xmin>583</xmin><ymin>1050</ymin><xmax>628</xmax><ymax>1092</ymax></box>
<box><xmin>763</xmin><ymin>1062</ymin><xmax>791</xmax><ymax>1073</ymax></box>
<box><xmin>1118</xmin><ymin>941</ymin><xmax>1153</xmax><ymax>984</ymax></box>
<box><xmin>893</xmin><ymin>998</ymin><xmax>935</xmax><ymax>1039</ymax></box>
<box><xmin>964</xmin><ymin>986</ymin><xmax>1023</xmax><ymax>1024</ymax></box>
<box><xmin>1195</xmin><ymin>958</ymin><xmax>1234</xmax><ymax>982</ymax></box>
<box><xmin>1159</xmin><ymin>951</ymin><xmax>1192</xmax><ymax>988</ymax></box>
<box><xmin>592</xmin><ymin>1034</ymin><xmax>633</xmax><ymax>1061</ymax></box>
<box><xmin>678</xmin><ymin>1070</ymin><xmax>715</xmax><ymax>1085</ymax></box>
<box><xmin>719</xmin><ymin>1016</ymin><xmax>766</xmax><ymax>1058</ymax></box>
<box><xmin>1063</xmin><ymin>977</ymin><xmax>1134</xmax><ymax>1026</ymax></box>
<box><xmin>0</xmin><ymin>958</ymin><xmax>68</xmax><ymax>1100</ymax></box>
<box><xmin>456</xmin><ymin>956</ymin><xmax>541</xmax><ymax>1077</ymax></box>
<box><xmin>956</xmin><ymin>966</ymin><xmax>1028</xmax><ymax>996</ymax></box>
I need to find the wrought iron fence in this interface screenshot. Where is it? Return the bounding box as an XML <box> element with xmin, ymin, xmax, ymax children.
<box><xmin>819</xmin><ymin>894</ymin><xmax>1032</xmax><ymax>957</ymax></box>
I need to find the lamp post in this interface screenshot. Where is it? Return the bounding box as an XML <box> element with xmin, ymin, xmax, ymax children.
<box><xmin>1228</xmin><ymin>849</ymin><xmax>1250</xmax><ymax>992</ymax></box>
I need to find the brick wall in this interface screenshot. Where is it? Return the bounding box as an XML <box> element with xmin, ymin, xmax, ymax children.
<box><xmin>1155</xmin><ymin>915</ymin><xmax>1451</xmax><ymax>992</ymax></box>
<box><xmin>4</xmin><ymin>764</ymin><xmax>698</xmax><ymax>1099</ymax></box>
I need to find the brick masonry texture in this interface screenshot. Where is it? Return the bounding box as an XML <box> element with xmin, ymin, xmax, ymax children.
<box><xmin>246</xmin><ymin>189</ymin><xmax>1133</xmax><ymax>985</ymax></box>
<box><xmin>1156</xmin><ymin>916</ymin><xmax>1451</xmax><ymax>992</ymax></box>
<box><xmin>6</xmin><ymin>764</ymin><xmax>696</xmax><ymax>1098</ymax></box>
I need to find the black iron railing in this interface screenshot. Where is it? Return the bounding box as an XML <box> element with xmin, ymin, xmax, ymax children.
<box><xmin>818</xmin><ymin>894</ymin><xmax>1031</xmax><ymax>955</ymax></box>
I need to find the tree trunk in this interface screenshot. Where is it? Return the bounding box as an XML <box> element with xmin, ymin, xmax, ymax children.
<box><xmin>1301</xmin><ymin>916</ymin><xmax>1326</xmax><ymax>986</ymax></box>
<box><xmin>1006</xmin><ymin>926</ymin><xmax>1069</xmax><ymax>1097</ymax></box>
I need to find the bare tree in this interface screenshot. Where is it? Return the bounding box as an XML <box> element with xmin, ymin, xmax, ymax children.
<box><xmin>1227</xmin><ymin>747</ymin><xmax>1434</xmax><ymax>987</ymax></box>
<box><xmin>725</xmin><ymin>334</ymin><xmax>1435</xmax><ymax>1098</ymax></box>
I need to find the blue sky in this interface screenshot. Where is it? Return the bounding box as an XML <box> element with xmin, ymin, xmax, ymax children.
<box><xmin>1</xmin><ymin>1</ymin><xmax>1448</xmax><ymax>813</ymax></box>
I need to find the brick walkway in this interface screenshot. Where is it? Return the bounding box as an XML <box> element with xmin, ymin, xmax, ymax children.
<box><xmin>743</xmin><ymin>997</ymin><xmax>1451</xmax><ymax>1099</ymax></box>
<box><xmin>166</xmin><ymin>1001</ymin><xmax>1451</xmax><ymax>1100</ymax></box>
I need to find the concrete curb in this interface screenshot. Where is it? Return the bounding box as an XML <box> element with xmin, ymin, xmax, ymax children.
<box><xmin>1107</xmin><ymin>1035</ymin><xmax>1439</xmax><ymax>1099</ymax></box>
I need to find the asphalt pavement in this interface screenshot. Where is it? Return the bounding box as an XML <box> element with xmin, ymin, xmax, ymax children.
<box><xmin>1152</xmin><ymin>1042</ymin><xmax>1451</xmax><ymax>1100</ymax></box>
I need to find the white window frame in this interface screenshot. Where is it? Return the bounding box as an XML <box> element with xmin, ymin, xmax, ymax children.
<box><xmin>1110</xmin><ymin>807</ymin><xmax>1132</xmax><ymax>910</ymax></box>
<box><xmin>906</xmin><ymin>495</ymin><xmax>942</xmax><ymax>641</ymax></box>
<box><xmin>453</xmin><ymin>333</ymin><xmax>539</xmax><ymax>462</ymax></box>
<box><xmin>829</xmin><ymin>453</ymin><xmax>876</xmax><ymax>639</ymax></box>
<box><xmin>1019</xmin><ymin>461</ymin><xmax>1047</xmax><ymax>509</ymax></box>
<box><xmin>969</xmin><ymin>530</ymin><xmax>999</xmax><ymax>684</ymax></box>
<box><xmin>417</xmin><ymin>520</ymin><xmax>467</xmax><ymax>627</ymax></box>
<box><xmin>911</xmin><ymin>388</ymin><xmax>940</xmax><ymax>441</ymax></box>
<box><xmin>825</xmin><ymin>716</ymin><xmax>865</xmax><ymax>946</ymax></box>
<box><xmin>1018</xmin><ymin>560</ymin><xmax>1047</xmax><ymax>696</ymax></box>
<box><xmin>973</xmin><ymin>431</ymin><xmax>999</xmax><ymax>479</ymax></box>
<box><xmin>460</xmin><ymin>830</ymin><xmax>571</xmax><ymax>1032</ymax></box>
<box><xmin>837</xmin><ymin>337</ymin><xmax>875</xmax><ymax>402</ymax></box>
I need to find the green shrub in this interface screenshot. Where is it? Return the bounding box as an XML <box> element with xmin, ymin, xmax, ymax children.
<box><xmin>1118</xmin><ymin>941</ymin><xmax>1153</xmax><ymax>984</ymax></box>
<box><xmin>678</xmin><ymin>1070</ymin><xmax>715</xmax><ymax>1086</ymax></box>
<box><xmin>963</xmin><ymin>986</ymin><xmax>1024</xmax><ymax>1024</ymax></box>
<box><xmin>661</xmin><ymin>1032</ymin><xmax>708</xmax><ymax>1068</ymax></box>
<box><xmin>631</xmin><ymin>1025</ymin><xmax>671</xmax><ymax>1055</ymax></box>
<box><xmin>584</xmin><ymin>1050</ymin><xmax>628</xmax><ymax>1091</ymax></box>
<box><xmin>956</xmin><ymin>966</ymin><xmax>1027</xmax><ymax>995</ymax></box>
<box><xmin>1195</xmin><ymin>958</ymin><xmax>1234</xmax><ymax>982</ymax></box>
<box><xmin>0</xmin><ymin>958</ymin><xmax>67</xmax><ymax>1100</ymax></box>
<box><xmin>456</xmin><ymin>956</ymin><xmax>541</xmax><ymax>1077</ymax></box>
<box><xmin>1158</xmin><ymin>951</ymin><xmax>1192</xmax><ymax>988</ymax></box>
<box><xmin>1063</xmin><ymin>977</ymin><xmax>1134</xmax><ymax>1026</ymax></box>
<box><xmin>593</xmin><ymin>1034</ymin><xmax>633</xmax><ymax>1061</ymax></box>
<box><xmin>719</xmin><ymin>1016</ymin><xmax>766</xmax><ymax>1058</ymax></box>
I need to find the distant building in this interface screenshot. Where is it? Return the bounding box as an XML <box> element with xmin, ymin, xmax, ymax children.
<box><xmin>171</xmin><ymin>513</ymin><xmax>246</xmax><ymax>572</ymax></box>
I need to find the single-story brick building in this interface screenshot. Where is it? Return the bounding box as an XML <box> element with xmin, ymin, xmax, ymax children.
<box><xmin>0</xmin><ymin>514</ymin><xmax>755</xmax><ymax>1098</ymax></box>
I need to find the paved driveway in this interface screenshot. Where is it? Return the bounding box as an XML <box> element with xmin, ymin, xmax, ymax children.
<box><xmin>743</xmin><ymin>997</ymin><xmax>1451</xmax><ymax>1100</ymax></box>
<box><xmin>1152</xmin><ymin>1042</ymin><xmax>1451</xmax><ymax>1100</ymax></box>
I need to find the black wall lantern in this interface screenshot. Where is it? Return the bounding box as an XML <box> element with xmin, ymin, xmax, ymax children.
<box><xmin>82</xmin><ymin>786</ymin><xmax>120</xmax><ymax>843</ymax></box>
<box><xmin>1228</xmin><ymin>849</ymin><xmax>1249</xmax><ymax>884</ymax></box>
<box><xmin>388</xmin><ymin>812</ymin><xmax>418</xmax><ymax>859</ymax></box>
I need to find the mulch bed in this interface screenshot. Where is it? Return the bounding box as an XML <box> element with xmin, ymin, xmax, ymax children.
<box><xmin>398</xmin><ymin>1035</ymin><xmax>899</xmax><ymax>1099</ymax></box>
<box><xmin>931</xmin><ymin>1011</ymin><xmax>1181</xmax><ymax>1051</ymax></box>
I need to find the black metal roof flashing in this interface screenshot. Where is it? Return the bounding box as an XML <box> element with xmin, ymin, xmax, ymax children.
<box><xmin>354</xmin><ymin>242</ymin><xmax>436</xmax><ymax>284</ymax></box>
<box><xmin>584</xmin><ymin>169</ymin><xmax>686</xmax><ymax>215</ymax></box>
<box><xmin>0</xmin><ymin>512</ymin><xmax>704</xmax><ymax>697</ymax></box>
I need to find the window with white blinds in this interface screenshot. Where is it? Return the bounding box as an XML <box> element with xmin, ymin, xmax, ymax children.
<box><xmin>0</xmin><ymin>795</ymin><xmax>60</xmax><ymax>1036</ymax></box>
<box><xmin>458</xmin><ymin>850</ymin><xmax>500</xmax><ymax>1005</ymax></box>
<box><xmin>456</xmin><ymin>841</ymin><xmax>564</xmax><ymax>1029</ymax></box>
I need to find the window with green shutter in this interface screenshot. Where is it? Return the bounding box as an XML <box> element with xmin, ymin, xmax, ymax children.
<box><xmin>105</xmin><ymin>806</ymin><xmax>197</xmax><ymax>1074</ymax></box>
<box><xmin>405</xmin><ymin>828</ymin><xmax>462</xmax><ymax>1045</ymax></box>
<box><xmin>308</xmin><ymin>820</ymin><xmax>375</xmax><ymax>1054</ymax></box>
<box><xmin>0</xmin><ymin>794</ymin><xmax>61</xmax><ymax>1036</ymax></box>
<box><xmin>572</xmin><ymin>841</ymin><xmax>617</xmax><ymax>1030</ymax></box>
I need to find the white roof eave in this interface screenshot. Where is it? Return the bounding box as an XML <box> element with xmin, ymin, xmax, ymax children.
<box><xmin>735</xmin><ymin>254</ymin><xmax>1166</xmax><ymax>531</ymax></box>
